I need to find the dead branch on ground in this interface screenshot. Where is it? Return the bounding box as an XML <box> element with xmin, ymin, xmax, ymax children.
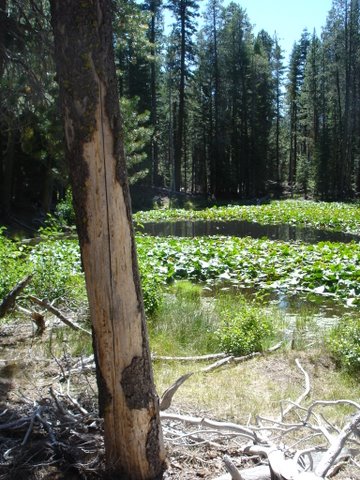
<box><xmin>0</xmin><ymin>275</ymin><xmax>33</xmax><ymax>318</ymax></box>
<box><xmin>28</xmin><ymin>295</ymin><xmax>91</xmax><ymax>336</ymax></box>
<box><xmin>158</xmin><ymin>359</ymin><xmax>360</xmax><ymax>480</ymax></box>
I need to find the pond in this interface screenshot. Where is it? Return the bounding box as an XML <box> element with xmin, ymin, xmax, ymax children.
<box><xmin>204</xmin><ymin>285</ymin><xmax>349</xmax><ymax>346</ymax></box>
<box><xmin>140</xmin><ymin>220</ymin><xmax>360</xmax><ymax>244</ymax></box>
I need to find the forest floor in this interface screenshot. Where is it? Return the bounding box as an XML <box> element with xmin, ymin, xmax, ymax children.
<box><xmin>0</xmin><ymin>314</ymin><xmax>359</xmax><ymax>480</ymax></box>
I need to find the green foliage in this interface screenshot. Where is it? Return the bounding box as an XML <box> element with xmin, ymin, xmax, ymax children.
<box><xmin>141</xmin><ymin>275</ymin><xmax>162</xmax><ymax>316</ymax></box>
<box><xmin>29</xmin><ymin>240</ymin><xmax>84</xmax><ymax>303</ymax></box>
<box><xmin>214</xmin><ymin>295</ymin><xmax>274</xmax><ymax>356</ymax></box>
<box><xmin>2</xmin><ymin>219</ymin><xmax>360</xmax><ymax>319</ymax></box>
<box><xmin>120</xmin><ymin>97</ymin><xmax>152</xmax><ymax>185</ymax></box>
<box><xmin>134</xmin><ymin>200</ymin><xmax>360</xmax><ymax>235</ymax></box>
<box><xmin>0</xmin><ymin>230</ymin><xmax>30</xmax><ymax>299</ymax></box>
<box><xmin>26</xmin><ymin>235</ymin><xmax>160</xmax><ymax>315</ymax></box>
<box><xmin>54</xmin><ymin>189</ymin><xmax>76</xmax><ymax>227</ymax></box>
<box><xmin>328</xmin><ymin>316</ymin><xmax>360</xmax><ymax>373</ymax></box>
<box><xmin>136</xmin><ymin>235</ymin><xmax>360</xmax><ymax>304</ymax></box>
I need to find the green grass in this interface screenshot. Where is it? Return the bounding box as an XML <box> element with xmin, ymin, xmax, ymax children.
<box><xmin>148</xmin><ymin>281</ymin><xmax>218</xmax><ymax>356</ymax></box>
<box><xmin>134</xmin><ymin>199</ymin><xmax>360</xmax><ymax>234</ymax></box>
<box><xmin>153</xmin><ymin>350</ymin><xmax>360</xmax><ymax>423</ymax></box>
<box><xmin>148</xmin><ymin>282</ymin><xmax>286</xmax><ymax>357</ymax></box>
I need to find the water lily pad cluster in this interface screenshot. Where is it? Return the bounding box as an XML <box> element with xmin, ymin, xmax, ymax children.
<box><xmin>134</xmin><ymin>200</ymin><xmax>360</xmax><ymax>235</ymax></box>
<box><xmin>136</xmin><ymin>236</ymin><xmax>360</xmax><ymax>305</ymax></box>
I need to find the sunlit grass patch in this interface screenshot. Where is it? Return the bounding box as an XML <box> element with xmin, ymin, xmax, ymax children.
<box><xmin>149</xmin><ymin>281</ymin><xmax>218</xmax><ymax>356</ymax></box>
<box><xmin>153</xmin><ymin>350</ymin><xmax>360</xmax><ymax>424</ymax></box>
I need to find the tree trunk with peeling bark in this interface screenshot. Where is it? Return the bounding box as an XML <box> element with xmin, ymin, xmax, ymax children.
<box><xmin>50</xmin><ymin>1</ymin><xmax>166</xmax><ymax>478</ymax></box>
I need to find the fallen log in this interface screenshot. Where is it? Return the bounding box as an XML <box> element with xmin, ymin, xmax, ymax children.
<box><xmin>202</xmin><ymin>342</ymin><xmax>283</xmax><ymax>374</ymax></box>
<box><xmin>210</xmin><ymin>464</ymin><xmax>270</xmax><ymax>480</ymax></box>
<box><xmin>152</xmin><ymin>353</ymin><xmax>227</xmax><ymax>361</ymax></box>
<box><xmin>160</xmin><ymin>412</ymin><xmax>262</xmax><ymax>443</ymax></box>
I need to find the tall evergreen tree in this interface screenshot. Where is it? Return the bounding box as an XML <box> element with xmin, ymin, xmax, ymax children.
<box><xmin>145</xmin><ymin>0</ymin><xmax>163</xmax><ymax>186</ymax></box>
<box><xmin>0</xmin><ymin>0</ymin><xmax>63</xmax><ymax>217</ymax></box>
<box><xmin>270</xmin><ymin>34</ymin><xmax>286</xmax><ymax>188</ymax></box>
<box><xmin>248</xmin><ymin>30</ymin><xmax>274</xmax><ymax>196</ymax></box>
<box><xmin>287</xmin><ymin>30</ymin><xmax>310</xmax><ymax>194</ymax></box>
<box><xmin>297</xmin><ymin>31</ymin><xmax>321</xmax><ymax>197</ymax></box>
<box><xmin>166</xmin><ymin>0</ymin><xmax>199</xmax><ymax>191</ymax></box>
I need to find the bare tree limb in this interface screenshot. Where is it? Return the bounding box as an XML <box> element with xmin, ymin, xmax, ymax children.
<box><xmin>212</xmin><ymin>464</ymin><xmax>271</xmax><ymax>480</ymax></box>
<box><xmin>152</xmin><ymin>353</ymin><xmax>227</xmax><ymax>361</ymax></box>
<box><xmin>315</xmin><ymin>411</ymin><xmax>360</xmax><ymax>477</ymax></box>
<box><xmin>280</xmin><ymin>358</ymin><xmax>311</xmax><ymax>420</ymax></box>
<box><xmin>160</xmin><ymin>372</ymin><xmax>193</xmax><ymax>411</ymax></box>
<box><xmin>0</xmin><ymin>275</ymin><xmax>32</xmax><ymax>318</ymax></box>
<box><xmin>223</xmin><ymin>454</ymin><xmax>243</xmax><ymax>479</ymax></box>
<box><xmin>160</xmin><ymin>412</ymin><xmax>263</xmax><ymax>443</ymax></box>
<box><xmin>28</xmin><ymin>295</ymin><xmax>91</xmax><ymax>336</ymax></box>
<box><xmin>202</xmin><ymin>356</ymin><xmax>235</xmax><ymax>373</ymax></box>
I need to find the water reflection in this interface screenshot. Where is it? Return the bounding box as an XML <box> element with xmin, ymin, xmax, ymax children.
<box><xmin>140</xmin><ymin>220</ymin><xmax>360</xmax><ymax>244</ymax></box>
<box><xmin>204</xmin><ymin>285</ymin><xmax>347</xmax><ymax>345</ymax></box>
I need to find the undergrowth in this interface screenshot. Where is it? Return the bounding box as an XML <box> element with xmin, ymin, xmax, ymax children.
<box><xmin>328</xmin><ymin>314</ymin><xmax>360</xmax><ymax>373</ymax></box>
<box><xmin>149</xmin><ymin>281</ymin><xmax>286</xmax><ymax>357</ymax></box>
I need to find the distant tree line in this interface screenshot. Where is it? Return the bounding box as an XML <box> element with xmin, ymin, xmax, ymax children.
<box><xmin>1</xmin><ymin>0</ymin><xmax>359</xmax><ymax>218</ymax></box>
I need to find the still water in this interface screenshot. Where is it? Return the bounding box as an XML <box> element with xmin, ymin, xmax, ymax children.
<box><xmin>140</xmin><ymin>220</ymin><xmax>360</xmax><ymax>244</ymax></box>
<box><xmin>141</xmin><ymin>220</ymin><xmax>359</xmax><ymax>337</ymax></box>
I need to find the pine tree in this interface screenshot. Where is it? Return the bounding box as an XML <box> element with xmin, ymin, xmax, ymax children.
<box><xmin>287</xmin><ymin>30</ymin><xmax>310</xmax><ymax>195</ymax></box>
<box><xmin>270</xmin><ymin>34</ymin><xmax>286</xmax><ymax>189</ymax></box>
<box><xmin>166</xmin><ymin>0</ymin><xmax>199</xmax><ymax>192</ymax></box>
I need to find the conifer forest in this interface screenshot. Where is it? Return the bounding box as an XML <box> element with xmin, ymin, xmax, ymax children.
<box><xmin>1</xmin><ymin>2</ymin><xmax>360</xmax><ymax>479</ymax></box>
<box><xmin>1</xmin><ymin>0</ymin><xmax>360</xmax><ymax>217</ymax></box>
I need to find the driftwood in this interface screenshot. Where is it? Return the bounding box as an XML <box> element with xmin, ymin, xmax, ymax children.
<box><xmin>0</xmin><ymin>275</ymin><xmax>33</xmax><ymax>318</ymax></box>
<box><xmin>160</xmin><ymin>412</ymin><xmax>261</xmax><ymax>443</ymax></box>
<box><xmin>279</xmin><ymin>358</ymin><xmax>311</xmax><ymax>420</ymax></box>
<box><xmin>160</xmin><ymin>373</ymin><xmax>194</xmax><ymax>411</ymax></box>
<box><xmin>223</xmin><ymin>454</ymin><xmax>243</xmax><ymax>479</ymax></box>
<box><xmin>154</xmin><ymin>343</ymin><xmax>283</xmax><ymax>367</ymax></box>
<box><xmin>158</xmin><ymin>344</ymin><xmax>285</xmax><ymax>412</ymax></box>
<box><xmin>165</xmin><ymin>404</ymin><xmax>360</xmax><ymax>480</ymax></box>
<box><xmin>67</xmin><ymin>344</ymin><xmax>283</xmax><ymax>381</ymax></box>
<box><xmin>214</xmin><ymin>464</ymin><xmax>271</xmax><ymax>480</ymax></box>
<box><xmin>158</xmin><ymin>359</ymin><xmax>360</xmax><ymax>480</ymax></box>
<box><xmin>28</xmin><ymin>295</ymin><xmax>91</xmax><ymax>336</ymax></box>
<box><xmin>202</xmin><ymin>342</ymin><xmax>283</xmax><ymax>374</ymax></box>
<box><xmin>152</xmin><ymin>353</ymin><xmax>227</xmax><ymax>361</ymax></box>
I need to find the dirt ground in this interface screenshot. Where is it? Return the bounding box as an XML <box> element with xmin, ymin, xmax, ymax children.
<box><xmin>0</xmin><ymin>315</ymin><xmax>359</xmax><ymax>480</ymax></box>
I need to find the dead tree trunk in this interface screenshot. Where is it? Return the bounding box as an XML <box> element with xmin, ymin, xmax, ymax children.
<box><xmin>50</xmin><ymin>1</ymin><xmax>166</xmax><ymax>478</ymax></box>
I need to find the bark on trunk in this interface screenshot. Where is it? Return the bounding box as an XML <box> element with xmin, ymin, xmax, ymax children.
<box><xmin>50</xmin><ymin>1</ymin><xmax>165</xmax><ymax>478</ymax></box>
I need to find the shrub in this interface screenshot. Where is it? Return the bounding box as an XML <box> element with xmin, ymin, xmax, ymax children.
<box><xmin>215</xmin><ymin>295</ymin><xmax>274</xmax><ymax>356</ymax></box>
<box><xmin>141</xmin><ymin>276</ymin><xmax>162</xmax><ymax>316</ymax></box>
<box><xmin>54</xmin><ymin>188</ymin><xmax>76</xmax><ymax>227</ymax></box>
<box><xmin>328</xmin><ymin>316</ymin><xmax>360</xmax><ymax>373</ymax></box>
<box><xmin>29</xmin><ymin>239</ymin><xmax>84</xmax><ymax>302</ymax></box>
<box><xmin>0</xmin><ymin>229</ymin><xmax>30</xmax><ymax>300</ymax></box>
